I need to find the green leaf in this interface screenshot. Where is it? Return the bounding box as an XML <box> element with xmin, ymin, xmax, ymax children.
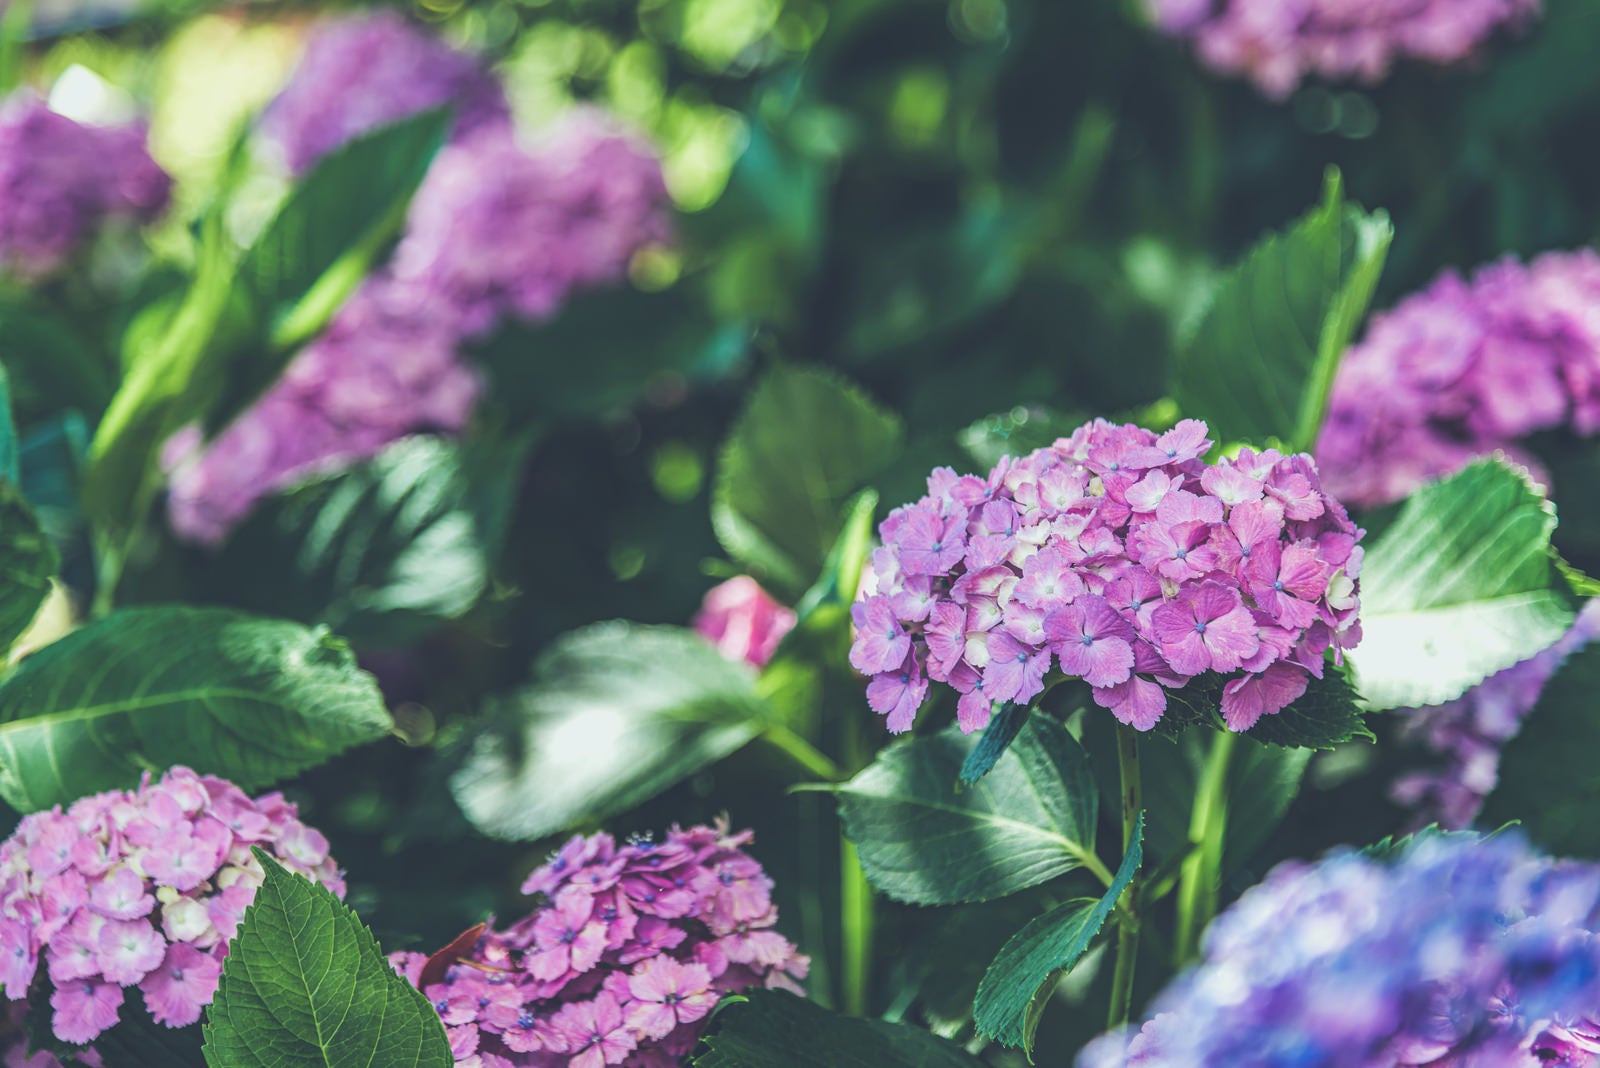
<box><xmin>712</xmin><ymin>364</ymin><xmax>903</xmax><ymax>599</ymax></box>
<box><xmin>472</xmin><ymin>284</ymin><xmax>751</xmax><ymax>425</ymax></box>
<box><xmin>959</xmin><ymin>702</ymin><xmax>1028</xmax><ymax>785</ymax></box>
<box><xmin>1243</xmin><ymin>668</ymin><xmax>1371</xmax><ymax>749</ymax></box>
<box><xmin>0</xmin><ymin>606</ymin><xmax>392</xmax><ymax>812</ymax></box>
<box><xmin>835</xmin><ymin>716</ymin><xmax>1099</xmax><ymax>905</ymax></box>
<box><xmin>1482</xmin><ymin>640</ymin><xmax>1600</xmax><ymax>854</ymax></box>
<box><xmin>1174</xmin><ymin>169</ymin><xmax>1392</xmax><ymax>451</ymax></box>
<box><xmin>974</xmin><ymin>811</ymin><xmax>1143</xmax><ymax>1051</ymax></box>
<box><xmin>693</xmin><ymin>991</ymin><xmax>985</xmax><ymax>1068</ymax></box>
<box><xmin>201</xmin><ymin>850</ymin><xmax>453</xmax><ymax>1068</ymax></box>
<box><xmin>451</xmin><ymin>623</ymin><xmax>768</xmax><ymax>840</ymax></box>
<box><xmin>0</xmin><ymin>294</ymin><xmax>110</xmax><ymax>424</ymax></box>
<box><xmin>201</xmin><ymin>437</ymin><xmax>489</xmax><ymax>648</ymax></box>
<box><xmin>0</xmin><ymin>481</ymin><xmax>57</xmax><ymax>653</ymax></box>
<box><xmin>18</xmin><ymin>411</ymin><xmax>89</xmax><ymax>553</ymax></box>
<box><xmin>1348</xmin><ymin>459</ymin><xmax>1576</xmax><ymax>710</ymax></box>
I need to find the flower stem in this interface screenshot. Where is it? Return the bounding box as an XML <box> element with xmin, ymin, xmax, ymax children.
<box><xmin>1174</xmin><ymin>729</ymin><xmax>1236</xmax><ymax>966</ymax></box>
<box><xmin>840</xmin><ymin>837</ymin><xmax>873</xmax><ymax>1016</ymax></box>
<box><xmin>1106</xmin><ymin>722</ymin><xmax>1143</xmax><ymax>1030</ymax></box>
<box><xmin>763</xmin><ymin>723</ymin><xmax>844</xmax><ymax>782</ymax></box>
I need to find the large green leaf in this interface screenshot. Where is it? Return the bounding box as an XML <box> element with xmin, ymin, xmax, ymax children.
<box><xmin>202</xmin><ymin>851</ymin><xmax>452</xmax><ymax>1068</ymax></box>
<box><xmin>0</xmin><ymin>606</ymin><xmax>392</xmax><ymax>812</ymax></box>
<box><xmin>202</xmin><ymin>437</ymin><xmax>489</xmax><ymax>647</ymax></box>
<box><xmin>693</xmin><ymin>991</ymin><xmax>984</xmax><ymax>1068</ymax></box>
<box><xmin>451</xmin><ymin>623</ymin><xmax>769</xmax><ymax>840</ymax></box>
<box><xmin>834</xmin><ymin>716</ymin><xmax>1100</xmax><ymax>905</ymax></box>
<box><xmin>1482</xmin><ymin>640</ymin><xmax>1600</xmax><ymax>854</ymax></box>
<box><xmin>0</xmin><ymin>481</ymin><xmax>57</xmax><ymax>653</ymax></box>
<box><xmin>1348</xmin><ymin>459</ymin><xmax>1576</xmax><ymax>710</ymax></box>
<box><xmin>712</xmin><ymin>364</ymin><xmax>903</xmax><ymax>598</ymax></box>
<box><xmin>1173</xmin><ymin>169</ymin><xmax>1392</xmax><ymax>451</ymax></box>
<box><xmin>974</xmin><ymin>812</ymin><xmax>1143</xmax><ymax>1051</ymax></box>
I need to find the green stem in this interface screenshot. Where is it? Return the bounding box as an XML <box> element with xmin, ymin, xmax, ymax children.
<box><xmin>1173</xmin><ymin>729</ymin><xmax>1237</xmax><ymax>966</ymax></box>
<box><xmin>840</xmin><ymin>838</ymin><xmax>873</xmax><ymax>1017</ymax></box>
<box><xmin>1106</xmin><ymin>723</ymin><xmax>1143</xmax><ymax>1030</ymax></box>
<box><xmin>763</xmin><ymin>724</ymin><xmax>844</xmax><ymax>782</ymax></box>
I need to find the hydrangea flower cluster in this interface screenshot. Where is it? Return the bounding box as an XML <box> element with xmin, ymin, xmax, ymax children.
<box><xmin>1317</xmin><ymin>250</ymin><xmax>1600</xmax><ymax>509</ymax></box>
<box><xmin>694</xmin><ymin>577</ymin><xmax>797</xmax><ymax>669</ymax></box>
<box><xmin>0</xmin><ymin>94</ymin><xmax>171</xmax><ymax>282</ymax></box>
<box><xmin>392</xmin><ymin>823</ymin><xmax>807</xmax><ymax>1068</ymax></box>
<box><xmin>165</xmin><ymin>20</ymin><xmax>671</xmax><ymax>544</ymax></box>
<box><xmin>1394</xmin><ymin>600</ymin><xmax>1600</xmax><ymax>829</ymax></box>
<box><xmin>850</xmin><ymin>419</ymin><xmax>1363</xmax><ymax>735</ymax></box>
<box><xmin>0</xmin><ymin>1002</ymin><xmax>97</xmax><ymax>1068</ymax></box>
<box><xmin>257</xmin><ymin>10</ymin><xmax>510</xmax><ymax>174</ymax></box>
<box><xmin>0</xmin><ymin>767</ymin><xmax>344</xmax><ymax>1048</ymax></box>
<box><xmin>1147</xmin><ymin>0</ymin><xmax>1541</xmax><ymax>98</ymax></box>
<box><xmin>1080</xmin><ymin>833</ymin><xmax>1600</xmax><ymax>1067</ymax></box>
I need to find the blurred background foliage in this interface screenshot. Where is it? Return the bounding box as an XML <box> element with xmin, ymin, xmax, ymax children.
<box><xmin>9</xmin><ymin>0</ymin><xmax>1600</xmax><ymax>1057</ymax></box>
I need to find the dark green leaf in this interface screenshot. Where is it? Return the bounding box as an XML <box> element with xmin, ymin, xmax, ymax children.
<box><xmin>1174</xmin><ymin>169</ymin><xmax>1392</xmax><ymax>451</ymax></box>
<box><xmin>202</xmin><ymin>437</ymin><xmax>489</xmax><ymax>647</ymax></box>
<box><xmin>1483</xmin><ymin>640</ymin><xmax>1600</xmax><ymax>854</ymax></box>
<box><xmin>712</xmin><ymin>364</ymin><xmax>902</xmax><ymax>598</ymax></box>
<box><xmin>1349</xmin><ymin>459</ymin><xmax>1576</xmax><ymax>710</ymax></box>
<box><xmin>974</xmin><ymin>812</ymin><xmax>1143</xmax><ymax>1051</ymax></box>
<box><xmin>0</xmin><ymin>607</ymin><xmax>391</xmax><ymax>812</ymax></box>
<box><xmin>1243</xmin><ymin>668</ymin><xmax>1370</xmax><ymax>750</ymax></box>
<box><xmin>0</xmin><ymin>300</ymin><xmax>110</xmax><ymax>424</ymax></box>
<box><xmin>0</xmin><ymin>481</ymin><xmax>56</xmax><ymax>653</ymax></box>
<box><xmin>835</xmin><ymin>716</ymin><xmax>1099</xmax><ymax>905</ymax></box>
<box><xmin>693</xmin><ymin>991</ymin><xmax>984</xmax><ymax>1068</ymax></box>
<box><xmin>959</xmin><ymin>702</ymin><xmax>1028</xmax><ymax>785</ymax></box>
<box><xmin>451</xmin><ymin>623</ymin><xmax>768</xmax><ymax>840</ymax></box>
<box><xmin>201</xmin><ymin>850</ymin><xmax>453</xmax><ymax>1068</ymax></box>
<box><xmin>18</xmin><ymin>411</ymin><xmax>89</xmax><ymax>553</ymax></box>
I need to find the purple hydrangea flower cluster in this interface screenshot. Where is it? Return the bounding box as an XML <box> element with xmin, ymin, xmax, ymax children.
<box><xmin>0</xmin><ymin>767</ymin><xmax>344</xmax><ymax>1048</ymax></box>
<box><xmin>0</xmin><ymin>1002</ymin><xmax>97</xmax><ymax>1068</ymax></box>
<box><xmin>1147</xmin><ymin>0</ymin><xmax>1541</xmax><ymax>98</ymax></box>
<box><xmin>165</xmin><ymin>56</ymin><xmax>670</xmax><ymax>544</ymax></box>
<box><xmin>392</xmin><ymin>823</ymin><xmax>807</xmax><ymax>1068</ymax></box>
<box><xmin>850</xmin><ymin>419</ymin><xmax>1363</xmax><ymax>735</ymax></box>
<box><xmin>1317</xmin><ymin>250</ymin><xmax>1600</xmax><ymax>509</ymax></box>
<box><xmin>1080</xmin><ymin>833</ymin><xmax>1600</xmax><ymax>1067</ymax></box>
<box><xmin>0</xmin><ymin>94</ymin><xmax>171</xmax><ymax>282</ymax></box>
<box><xmin>1393</xmin><ymin>600</ymin><xmax>1600</xmax><ymax>830</ymax></box>
<box><xmin>257</xmin><ymin>10</ymin><xmax>511</xmax><ymax>174</ymax></box>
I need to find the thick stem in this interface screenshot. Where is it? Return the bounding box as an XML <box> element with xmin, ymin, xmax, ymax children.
<box><xmin>840</xmin><ymin>839</ymin><xmax>873</xmax><ymax>1017</ymax></box>
<box><xmin>1174</xmin><ymin>729</ymin><xmax>1237</xmax><ymax>966</ymax></box>
<box><xmin>1106</xmin><ymin>723</ymin><xmax>1143</xmax><ymax>1030</ymax></box>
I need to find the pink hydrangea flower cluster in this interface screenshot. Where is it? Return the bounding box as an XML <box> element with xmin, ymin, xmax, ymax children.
<box><xmin>0</xmin><ymin>1002</ymin><xmax>97</xmax><ymax>1068</ymax></box>
<box><xmin>0</xmin><ymin>767</ymin><xmax>343</xmax><ymax>1048</ymax></box>
<box><xmin>392</xmin><ymin>823</ymin><xmax>807</xmax><ymax>1068</ymax></box>
<box><xmin>258</xmin><ymin>10</ymin><xmax>511</xmax><ymax>174</ymax></box>
<box><xmin>850</xmin><ymin>419</ymin><xmax>1363</xmax><ymax>735</ymax></box>
<box><xmin>1393</xmin><ymin>600</ymin><xmax>1600</xmax><ymax>829</ymax></box>
<box><xmin>694</xmin><ymin>577</ymin><xmax>797</xmax><ymax>669</ymax></box>
<box><xmin>0</xmin><ymin>94</ymin><xmax>170</xmax><ymax>282</ymax></box>
<box><xmin>1147</xmin><ymin>0</ymin><xmax>1540</xmax><ymax>98</ymax></box>
<box><xmin>1318</xmin><ymin>250</ymin><xmax>1600</xmax><ymax>509</ymax></box>
<box><xmin>165</xmin><ymin>72</ymin><xmax>670</xmax><ymax>544</ymax></box>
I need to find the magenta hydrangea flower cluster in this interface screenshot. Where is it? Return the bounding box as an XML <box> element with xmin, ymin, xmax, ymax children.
<box><xmin>1147</xmin><ymin>0</ymin><xmax>1541</xmax><ymax>98</ymax></box>
<box><xmin>257</xmin><ymin>10</ymin><xmax>511</xmax><ymax>174</ymax></box>
<box><xmin>694</xmin><ymin>577</ymin><xmax>797</xmax><ymax>669</ymax></box>
<box><xmin>1317</xmin><ymin>249</ymin><xmax>1600</xmax><ymax>509</ymax></box>
<box><xmin>164</xmin><ymin>16</ymin><xmax>671</xmax><ymax>545</ymax></box>
<box><xmin>850</xmin><ymin>419</ymin><xmax>1363</xmax><ymax>735</ymax></box>
<box><xmin>1080</xmin><ymin>833</ymin><xmax>1600</xmax><ymax>1067</ymax></box>
<box><xmin>392</xmin><ymin>823</ymin><xmax>807</xmax><ymax>1068</ymax></box>
<box><xmin>0</xmin><ymin>94</ymin><xmax>170</xmax><ymax>282</ymax></box>
<box><xmin>0</xmin><ymin>767</ymin><xmax>343</xmax><ymax>1048</ymax></box>
<box><xmin>1393</xmin><ymin>600</ymin><xmax>1600</xmax><ymax>830</ymax></box>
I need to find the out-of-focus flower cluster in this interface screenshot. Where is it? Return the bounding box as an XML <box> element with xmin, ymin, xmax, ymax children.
<box><xmin>1147</xmin><ymin>0</ymin><xmax>1540</xmax><ymax>98</ymax></box>
<box><xmin>695</xmin><ymin>577</ymin><xmax>797</xmax><ymax>669</ymax></box>
<box><xmin>392</xmin><ymin>824</ymin><xmax>807</xmax><ymax>1068</ymax></box>
<box><xmin>1319</xmin><ymin>251</ymin><xmax>1600</xmax><ymax>509</ymax></box>
<box><xmin>1</xmin><ymin>1002</ymin><xmax>97</xmax><ymax>1068</ymax></box>
<box><xmin>256</xmin><ymin>9</ymin><xmax>510</xmax><ymax>175</ymax></box>
<box><xmin>0</xmin><ymin>767</ymin><xmax>343</xmax><ymax>1048</ymax></box>
<box><xmin>1393</xmin><ymin>600</ymin><xmax>1600</xmax><ymax>830</ymax></box>
<box><xmin>165</xmin><ymin>14</ymin><xmax>671</xmax><ymax>545</ymax></box>
<box><xmin>850</xmin><ymin>419</ymin><xmax>1363</xmax><ymax>735</ymax></box>
<box><xmin>0</xmin><ymin>94</ymin><xmax>170</xmax><ymax>282</ymax></box>
<box><xmin>1080</xmin><ymin>833</ymin><xmax>1600</xmax><ymax>1067</ymax></box>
